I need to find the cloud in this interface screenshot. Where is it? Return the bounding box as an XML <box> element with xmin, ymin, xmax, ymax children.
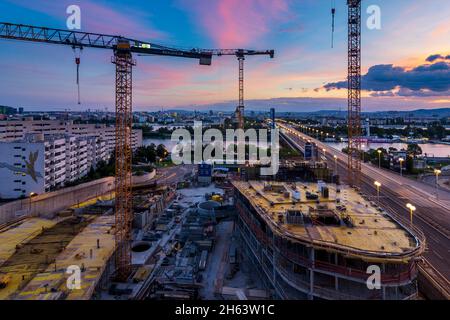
<box><xmin>179</xmin><ymin>0</ymin><xmax>289</xmax><ymax>47</ymax></box>
<box><xmin>426</xmin><ymin>54</ymin><xmax>450</xmax><ymax>62</ymax></box>
<box><xmin>323</xmin><ymin>56</ymin><xmax>450</xmax><ymax>97</ymax></box>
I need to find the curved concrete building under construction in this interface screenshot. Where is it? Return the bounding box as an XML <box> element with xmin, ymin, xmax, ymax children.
<box><xmin>233</xmin><ymin>181</ymin><xmax>425</xmax><ymax>300</ymax></box>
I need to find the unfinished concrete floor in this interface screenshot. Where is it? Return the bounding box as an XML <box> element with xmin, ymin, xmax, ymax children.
<box><xmin>0</xmin><ymin>215</ymin><xmax>94</xmax><ymax>299</ymax></box>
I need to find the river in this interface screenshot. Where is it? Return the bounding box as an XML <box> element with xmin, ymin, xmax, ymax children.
<box><xmin>144</xmin><ymin>138</ymin><xmax>450</xmax><ymax>158</ymax></box>
<box><xmin>325</xmin><ymin>142</ymin><xmax>450</xmax><ymax>158</ymax></box>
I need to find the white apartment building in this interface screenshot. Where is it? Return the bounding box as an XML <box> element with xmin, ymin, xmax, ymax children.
<box><xmin>0</xmin><ymin>134</ymin><xmax>46</xmax><ymax>198</ymax></box>
<box><xmin>0</xmin><ymin>133</ymin><xmax>97</xmax><ymax>199</ymax></box>
<box><xmin>0</xmin><ymin>118</ymin><xmax>143</xmax><ymax>151</ymax></box>
<box><xmin>0</xmin><ymin>119</ymin><xmax>143</xmax><ymax>199</ymax></box>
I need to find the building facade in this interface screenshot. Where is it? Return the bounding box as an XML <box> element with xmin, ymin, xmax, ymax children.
<box><xmin>233</xmin><ymin>181</ymin><xmax>424</xmax><ymax>300</ymax></box>
<box><xmin>0</xmin><ymin>118</ymin><xmax>142</xmax><ymax>151</ymax></box>
<box><xmin>0</xmin><ymin>118</ymin><xmax>143</xmax><ymax>199</ymax></box>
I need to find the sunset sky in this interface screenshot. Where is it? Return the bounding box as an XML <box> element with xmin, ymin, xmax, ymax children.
<box><xmin>0</xmin><ymin>0</ymin><xmax>449</xmax><ymax>112</ymax></box>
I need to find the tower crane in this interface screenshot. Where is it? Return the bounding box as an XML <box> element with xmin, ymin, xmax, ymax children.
<box><xmin>0</xmin><ymin>21</ymin><xmax>213</xmax><ymax>281</ymax></box>
<box><xmin>199</xmin><ymin>49</ymin><xmax>275</xmax><ymax>129</ymax></box>
<box><xmin>330</xmin><ymin>1</ymin><xmax>362</xmax><ymax>186</ymax></box>
<box><xmin>346</xmin><ymin>0</ymin><xmax>362</xmax><ymax>187</ymax></box>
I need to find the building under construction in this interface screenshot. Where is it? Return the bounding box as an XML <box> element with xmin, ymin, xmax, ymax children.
<box><xmin>233</xmin><ymin>180</ymin><xmax>424</xmax><ymax>300</ymax></box>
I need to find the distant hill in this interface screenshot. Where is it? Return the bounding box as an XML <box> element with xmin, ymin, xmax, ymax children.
<box><xmin>276</xmin><ymin>108</ymin><xmax>450</xmax><ymax>118</ymax></box>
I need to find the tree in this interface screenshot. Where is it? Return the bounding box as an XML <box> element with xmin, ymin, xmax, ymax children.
<box><xmin>407</xmin><ymin>143</ymin><xmax>422</xmax><ymax>158</ymax></box>
<box><xmin>156</xmin><ymin>144</ymin><xmax>168</xmax><ymax>159</ymax></box>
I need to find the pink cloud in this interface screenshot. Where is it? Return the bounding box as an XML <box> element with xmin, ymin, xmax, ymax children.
<box><xmin>180</xmin><ymin>0</ymin><xmax>289</xmax><ymax>47</ymax></box>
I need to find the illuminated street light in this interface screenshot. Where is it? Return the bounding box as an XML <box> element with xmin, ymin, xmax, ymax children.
<box><xmin>374</xmin><ymin>181</ymin><xmax>381</xmax><ymax>205</ymax></box>
<box><xmin>399</xmin><ymin>157</ymin><xmax>404</xmax><ymax>177</ymax></box>
<box><xmin>377</xmin><ymin>149</ymin><xmax>382</xmax><ymax>169</ymax></box>
<box><xmin>29</xmin><ymin>192</ymin><xmax>36</xmax><ymax>211</ymax></box>
<box><xmin>406</xmin><ymin>203</ymin><xmax>416</xmax><ymax>226</ymax></box>
<box><xmin>434</xmin><ymin>169</ymin><xmax>442</xmax><ymax>199</ymax></box>
<box><xmin>333</xmin><ymin>155</ymin><xmax>338</xmax><ymax>172</ymax></box>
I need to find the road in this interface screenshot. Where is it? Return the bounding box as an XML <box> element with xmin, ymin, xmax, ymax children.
<box><xmin>153</xmin><ymin>164</ymin><xmax>195</xmax><ymax>185</ymax></box>
<box><xmin>278</xmin><ymin>122</ymin><xmax>450</xmax><ymax>287</ymax></box>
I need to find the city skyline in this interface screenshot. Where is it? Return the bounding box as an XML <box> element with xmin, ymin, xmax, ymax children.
<box><xmin>0</xmin><ymin>0</ymin><xmax>449</xmax><ymax>111</ymax></box>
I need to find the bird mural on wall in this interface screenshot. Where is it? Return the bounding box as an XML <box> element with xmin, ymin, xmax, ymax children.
<box><xmin>0</xmin><ymin>150</ymin><xmax>43</xmax><ymax>183</ymax></box>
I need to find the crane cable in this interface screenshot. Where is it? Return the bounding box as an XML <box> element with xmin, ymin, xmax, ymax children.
<box><xmin>73</xmin><ymin>46</ymin><xmax>83</xmax><ymax>105</ymax></box>
<box><xmin>331</xmin><ymin>0</ymin><xmax>336</xmax><ymax>48</ymax></box>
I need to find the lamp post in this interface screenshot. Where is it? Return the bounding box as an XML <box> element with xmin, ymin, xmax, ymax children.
<box><xmin>322</xmin><ymin>148</ymin><xmax>327</xmax><ymax>158</ymax></box>
<box><xmin>361</xmin><ymin>144</ymin><xmax>365</xmax><ymax>162</ymax></box>
<box><xmin>333</xmin><ymin>155</ymin><xmax>338</xmax><ymax>173</ymax></box>
<box><xmin>399</xmin><ymin>158</ymin><xmax>404</xmax><ymax>177</ymax></box>
<box><xmin>406</xmin><ymin>203</ymin><xmax>416</xmax><ymax>226</ymax></box>
<box><xmin>29</xmin><ymin>192</ymin><xmax>36</xmax><ymax>212</ymax></box>
<box><xmin>377</xmin><ymin>149</ymin><xmax>382</xmax><ymax>169</ymax></box>
<box><xmin>434</xmin><ymin>169</ymin><xmax>441</xmax><ymax>199</ymax></box>
<box><xmin>374</xmin><ymin>181</ymin><xmax>381</xmax><ymax>205</ymax></box>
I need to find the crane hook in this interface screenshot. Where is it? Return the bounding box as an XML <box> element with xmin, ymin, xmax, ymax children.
<box><xmin>73</xmin><ymin>46</ymin><xmax>83</xmax><ymax>105</ymax></box>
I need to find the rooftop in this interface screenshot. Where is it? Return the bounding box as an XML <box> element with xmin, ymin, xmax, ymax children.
<box><xmin>15</xmin><ymin>215</ymin><xmax>115</xmax><ymax>300</ymax></box>
<box><xmin>233</xmin><ymin>181</ymin><xmax>422</xmax><ymax>261</ymax></box>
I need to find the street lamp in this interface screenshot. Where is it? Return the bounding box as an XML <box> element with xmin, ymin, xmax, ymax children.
<box><xmin>29</xmin><ymin>192</ymin><xmax>36</xmax><ymax>212</ymax></box>
<box><xmin>322</xmin><ymin>148</ymin><xmax>327</xmax><ymax>157</ymax></box>
<box><xmin>333</xmin><ymin>155</ymin><xmax>338</xmax><ymax>173</ymax></box>
<box><xmin>377</xmin><ymin>149</ymin><xmax>382</xmax><ymax>169</ymax></box>
<box><xmin>434</xmin><ymin>169</ymin><xmax>441</xmax><ymax>199</ymax></box>
<box><xmin>399</xmin><ymin>158</ymin><xmax>404</xmax><ymax>177</ymax></box>
<box><xmin>374</xmin><ymin>181</ymin><xmax>381</xmax><ymax>205</ymax></box>
<box><xmin>361</xmin><ymin>144</ymin><xmax>365</xmax><ymax>162</ymax></box>
<box><xmin>406</xmin><ymin>203</ymin><xmax>416</xmax><ymax>226</ymax></box>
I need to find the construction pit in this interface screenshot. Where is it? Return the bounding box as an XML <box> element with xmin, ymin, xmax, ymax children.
<box><xmin>0</xmin><ymin>196</ymin><xmax>115</xmax><ymax>300</ymax></box>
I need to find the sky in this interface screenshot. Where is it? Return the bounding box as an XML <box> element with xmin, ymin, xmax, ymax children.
<box><xmin>0</xmin><ymin>0</ymin><xmax>449</xmax><ymax>112</ymax></box>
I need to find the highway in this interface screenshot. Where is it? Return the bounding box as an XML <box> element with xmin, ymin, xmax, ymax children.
<box><xmin>277</xmin><ymin>122</ymin><xmax>450</xmax><ymax>290</ymax></box>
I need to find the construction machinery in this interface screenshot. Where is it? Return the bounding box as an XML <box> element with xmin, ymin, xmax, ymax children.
<box><xmin>330</xmin><ymin>1</ymin><xmax>362</xmax><ymax>186</ymax></box>
<box><xmin>0</xmin><ymin>22</ymin><xmax>213</xmax><ymax>281</ymax></box>
<box><xmin>200</xmin><ymin>49</ymin><xmax>275</xmax><ymax>129</ymax></box>
<box><xmin>346</xmin><ymin>0</ymin><xmax>362</xmax><ymax>187</ymax></box>
<box><xmin>143</xmin><ymin>48</ymin><xmax>275</xmax><ymax>128</ymax></box>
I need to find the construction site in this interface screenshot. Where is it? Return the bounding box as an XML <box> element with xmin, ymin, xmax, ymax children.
<box><xmin>233</xmin><ymin>180</ymin><xmax>424</xmax><ymax>300</ymax></box>
<box><xmin>0</xmin><ymin>0</ymin><xmax>449</xmax><ymax>303</ymax></box>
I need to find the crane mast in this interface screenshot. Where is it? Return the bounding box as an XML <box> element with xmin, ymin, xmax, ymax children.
<box><xmin>237</xmin><ymin>55</ymin><xmax>245</xmax><ymax>129</ymax></box>
<box><xmin>347</xmin><ymin>0</ymin><xmax>362</xmax><ymax>187</ymax></box>
<box><xmin>198</xmin><ymin>49</ymin><xmax>274</xmax><ymax>129</ymax></box>
<box><xmin>112</xmin><ymin>40</ymin><xmax>135</xmax><ymax>280</ymax></box>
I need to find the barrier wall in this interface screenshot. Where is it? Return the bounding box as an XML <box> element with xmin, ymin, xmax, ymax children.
<box><xmin>0</xmin><ymin>177</ymin><xmax>115</xmax><ymax>224</ymax></box>
<box><xmin>0</xmin><ymin>169</ymin><xmax>157</xmax><ymax>225</ymax></box>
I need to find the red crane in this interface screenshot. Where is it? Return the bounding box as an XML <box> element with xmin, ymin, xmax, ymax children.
<box><xmin>0</xmin><ymin>22</ymin><xmax>212</xmax><ymax>281</ymax></box>
<box><xmin>346</xmin><ymin>0</ymin><xmax>362</xmax><ymax>187</ymax></box>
